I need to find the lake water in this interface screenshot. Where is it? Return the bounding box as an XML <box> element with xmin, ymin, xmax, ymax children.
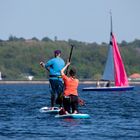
<box><xmin>0</xmin><ymin>84</ymin><xmax>140</xmax><ymax>140</ymax></box>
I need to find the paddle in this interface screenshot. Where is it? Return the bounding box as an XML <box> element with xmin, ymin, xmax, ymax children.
<box><xmin>66</xmin><ymin>44</ymin><xmax>74</xmax><ymax>75</ymax></box>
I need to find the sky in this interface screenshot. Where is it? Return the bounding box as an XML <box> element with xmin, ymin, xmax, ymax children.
<box><xmin>0</xmin><ymin>0</ymin><xmax>140</xmax><ymax>43</ymax></box>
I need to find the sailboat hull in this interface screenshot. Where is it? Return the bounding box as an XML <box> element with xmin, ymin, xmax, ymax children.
<box><xmin>82</xmin><ymin>86</ymin><xmax>134</xmax><ymax>91</ymax></box>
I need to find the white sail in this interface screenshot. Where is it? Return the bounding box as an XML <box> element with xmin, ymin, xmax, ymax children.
<box><xmin>102</xmin><ymin>42</ymin><xmax>114</xmax><ymax>81</ymax></box>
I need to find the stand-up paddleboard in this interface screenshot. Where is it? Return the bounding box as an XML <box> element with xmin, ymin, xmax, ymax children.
<box><xmin>55</xmin><ymin>113</ymin><xmax>90</xmax><ymax>119</ymax></box>
<box><xmin>39</xmin><ymin>106</ymin><xmax>60</xmax><ymax>114</ymax></box>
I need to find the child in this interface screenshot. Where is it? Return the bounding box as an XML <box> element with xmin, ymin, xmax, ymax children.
<box><xmin>60</xmin><ymin>62</ymin><xmax>79</xmax><ymax>114</ymax></box>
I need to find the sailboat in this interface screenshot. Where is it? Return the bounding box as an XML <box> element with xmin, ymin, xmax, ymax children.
<box><xmin>82</xmin><ymin>13</ymin><xmax>134</xmax><ymax>91</ymax></box>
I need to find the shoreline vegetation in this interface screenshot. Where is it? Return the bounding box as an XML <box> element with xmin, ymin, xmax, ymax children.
<box><xmin>0</xmin><ymin>80</ymin><xmax>140</xmax><ymax>85</ymax></box>
<box><xmin>0</xmin><ymin>39</ymin><xmax>140</xmax><ymax>80</ymax></box>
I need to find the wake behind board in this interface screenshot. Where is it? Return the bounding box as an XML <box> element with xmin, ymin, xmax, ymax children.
<box><xmin>55</xmin><ymin>113</ymin><xmax>90</xmax><ymax>119</ymax></box>
<box><xmin>39</xmin><ymin>106</ymin><xmax>60</xmax><ymax>114</ymax></box>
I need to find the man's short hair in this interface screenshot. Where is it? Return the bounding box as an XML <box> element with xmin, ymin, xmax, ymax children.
<box><xmin>54</xmin><ymin>50</ymin><xmax>61</xmax><ymax>55</ymax></box>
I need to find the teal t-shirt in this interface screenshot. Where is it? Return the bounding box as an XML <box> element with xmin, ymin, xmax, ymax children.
<box><xmin>45</xmin><ymin>57</ymin><xmax>65</xmax><ymax>80</ymax></box>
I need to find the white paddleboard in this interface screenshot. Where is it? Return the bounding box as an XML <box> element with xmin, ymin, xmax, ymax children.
<box><xmin>39</xmin><ymin>106</ymin><xmax>60</xmax><ymax>114</ymax></box>
<box><xmin>55</xmin><ymin>113</ymin><xmax>90</xmax><ymax>119</ymax></box>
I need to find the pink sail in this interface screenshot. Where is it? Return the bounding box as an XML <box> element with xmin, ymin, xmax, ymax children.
<box><xmin>112</xmin><ymin>34</ymin><xmax>129</xmax><ymax>86</ymax></box>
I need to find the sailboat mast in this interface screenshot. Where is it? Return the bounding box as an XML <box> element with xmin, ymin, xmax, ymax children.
<box><xmin>110</xmin><ymin>10</ymin><xmax>113</xmax><ymax>34</ymax></box>
<box><xmin>109</xmin><ymin>10</ymin><xmax>113</xmax><ymax>46</ymax></box>
<box><xmin>101</xmin><ymin>11</ymin><xmax>115</xmax><ymax>81</ymax></box>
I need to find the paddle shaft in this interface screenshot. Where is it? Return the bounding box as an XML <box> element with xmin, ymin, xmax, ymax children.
<box><xmin>66</xmin><ymin>45</ymin><xmax>74</xmax><ymax>75</ymax></box>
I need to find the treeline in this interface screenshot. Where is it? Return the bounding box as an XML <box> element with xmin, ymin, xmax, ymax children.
<box><xmin>0</xmin><ymin>37</ymin><xmax>140</xmax><ymax>80</ymax></box>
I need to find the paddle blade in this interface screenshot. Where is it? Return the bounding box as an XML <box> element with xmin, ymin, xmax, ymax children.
<box><xmin>78</xmin><ymin>98</ymin><xmax>85</xmax><ymax>106</ymax></box>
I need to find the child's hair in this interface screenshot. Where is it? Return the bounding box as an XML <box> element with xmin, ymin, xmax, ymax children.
<box><xmin>69</xmin><ymin>67</ymin><xmax>76</xmax><ymax>76</ymax></box>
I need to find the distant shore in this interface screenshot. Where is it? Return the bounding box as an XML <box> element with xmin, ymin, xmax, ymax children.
<box><xmin>0</xmin><ymin>80</ymin><xmax>140</xmax><ymax>85</ymax></box>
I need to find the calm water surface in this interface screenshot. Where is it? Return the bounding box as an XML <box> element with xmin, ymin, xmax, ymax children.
<box><xmin>0</xmin><ymin>84</ymin><xmax>140</xmax><ymax>140</ymax></box>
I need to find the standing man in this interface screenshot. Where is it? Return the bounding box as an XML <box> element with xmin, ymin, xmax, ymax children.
<box><xmin>40</xmin><ymin>50</ymin><xmax>65</xmax><ymax>109</ymax></box>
